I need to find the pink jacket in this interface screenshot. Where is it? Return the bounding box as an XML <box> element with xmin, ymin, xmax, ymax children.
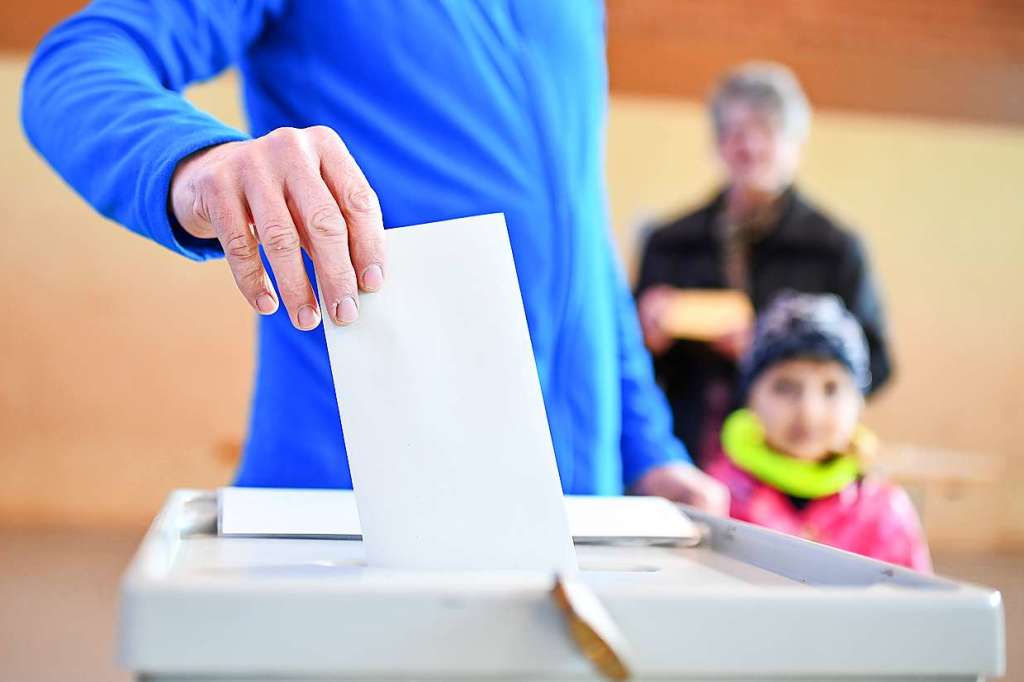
<box><xmin>707</xmin><ymin>456</ymin><xmax>932</xmax><ymax>572</ymax></box>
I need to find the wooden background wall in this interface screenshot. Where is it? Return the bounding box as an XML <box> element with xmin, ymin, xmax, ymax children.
<box><xmin>606</xmin><ymin>0</ymin><xmax>1024</xmax><ymax>125</ymax></box>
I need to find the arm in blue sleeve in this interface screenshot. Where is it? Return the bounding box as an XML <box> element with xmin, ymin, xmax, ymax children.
<box><xmin>21</xmin><ymin>0</ymin><xmax>285</xmax><ymax>261</ymax></box>
<box><xmin>610</xmin><ymin>250</ymin><xmax>693</xmax><ymax>489</ymax></box>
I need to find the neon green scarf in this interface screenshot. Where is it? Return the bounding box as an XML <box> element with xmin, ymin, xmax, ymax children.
<box><xmin>721</xmin><ymin>409</ymin><xmax>864</xmax><ymax>499</ymax></box>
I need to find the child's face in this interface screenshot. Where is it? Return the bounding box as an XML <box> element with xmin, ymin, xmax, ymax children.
<box><xmin>747</xmin><ymin>358</ymin><xmax>863</xmax><ymax>461</ymax></box>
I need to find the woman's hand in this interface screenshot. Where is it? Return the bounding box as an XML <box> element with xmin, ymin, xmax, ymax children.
<box><xmin>637</xmin><ymin>285</ymin><xmax>675</xmax><ymax>356</ymax></box>
<box><xmin>711</xmin><ymin>324</ymin><xmax>754</xmax><ymax>362</ymax></box>
<box><xmin>170</xmin><ymin>125</ymin><xmax>385</xmax><ymax>330</ymax></box>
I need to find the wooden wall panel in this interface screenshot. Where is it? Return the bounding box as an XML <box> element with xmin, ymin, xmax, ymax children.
<box><xmin>0</xmin><ymin>0</ymin><xmax>83</xmax><ymax>53</ymax></box>
<box><xmin>607</xmin><ymin>0</ymin><xmax>1024</xmax><ymax>125</ymax></box>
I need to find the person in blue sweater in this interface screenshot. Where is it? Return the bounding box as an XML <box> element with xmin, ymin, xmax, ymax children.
<box><xmin>22</xmin><ymin>1</ymin><xmax>728</xmax><ymax>512</ymax></box>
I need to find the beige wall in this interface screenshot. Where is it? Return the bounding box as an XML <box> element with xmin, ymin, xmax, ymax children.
<box><xmin>1</xmin><ymin>60</ymin><xmax>253</xmax><ymax>526</ymax></box>
<box><xmin>2</xmin><ymin>59</ymin><xmax>1022</xmax><ymax>547</ymax></box>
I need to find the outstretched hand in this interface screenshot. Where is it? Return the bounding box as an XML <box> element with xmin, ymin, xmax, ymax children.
<box><xmin>631</xmin><ymin>462</ymin><xmax>731</xmax><ymax>517</ymax></box>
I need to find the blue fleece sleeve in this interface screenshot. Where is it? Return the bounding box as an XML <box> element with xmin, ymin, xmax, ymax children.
<box><xmin>611</xmin><ymin>252</ymin><xmax>693</xmax><ymax>488</ymax></box>
<box><xmin>21</xmin><ymin>0</ymin><xmax>285</xmax><ymax>261</ymax></box>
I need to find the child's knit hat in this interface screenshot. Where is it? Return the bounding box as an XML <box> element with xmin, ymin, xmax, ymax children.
<box><xmin>738</xmin><ymin>291</ymin><xmax>870</xmax><ymax>400</ymax></box>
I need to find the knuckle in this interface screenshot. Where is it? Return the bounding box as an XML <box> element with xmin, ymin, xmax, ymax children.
<box><xmin>192</xmin><ymin>180</ymin><xmax>235</xmax><ymax>226</ymax></box>
<box><xmin>261</xmin><ymin>223</ymin><xmax>301</xmax><ymax>253</ymax></box>
<box><xmin>204</xmin><ymin>198</ymin><xmax>236</xmax><ymax>227</ymax></box>
<box><xmin>265</xmin><ymin>126</ymin><xmax>303</xmax><ymax>151</ymax></box>
<box><xmin>307</xmin><ymin>204</ymin><xmax>345</xmax><ymax>237</ymax></box>
<box><xmin>268</xmin><ymin>126</ymin><xmax>300</xmax><ymax>141</ymax></box>
<box><xmin>308</xmin><ymin>124</ymin><xmax>340</xmax><ymax>144</ymax></box>
<box><xmin>224</xmin><ymin>231</ymin><xmax>256</xmax><ymax>260</ymax></box>
<box><xmin>313</xmin><ymin>126</ymin><xmax>349</xmax><ymax>154</ymax></box>
<box><xmin>191</xmin><ymin>193</ymin><xmax>213</xmax><ymax>224</ymax></box>
<box><xmin>345</xmin><ymin>185</ymin><xmax>380</xmax><ymax>215</ymax></box>
<box><xmin>195</xmin><ymin>165</ymin><xmax>232</xmax><ymax>197</ymax></box>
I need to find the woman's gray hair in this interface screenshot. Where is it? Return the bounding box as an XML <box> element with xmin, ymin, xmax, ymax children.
<box><xmin>709</xmin><ymin>62</ymin><xmax>812</xmax><ymax>141</ymax></box>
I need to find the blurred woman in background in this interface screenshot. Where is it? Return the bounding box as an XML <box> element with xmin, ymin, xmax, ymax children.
<box><xmin>635</xmin><ymin>62</ymin><xmax>893</xmax><ymax>465</ymax></box>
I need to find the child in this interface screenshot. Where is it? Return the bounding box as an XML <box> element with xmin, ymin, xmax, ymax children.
<box><xmin>706</xmin><ymin>292</ymin><xmax>932</xmax><ymax>571</ymax></box>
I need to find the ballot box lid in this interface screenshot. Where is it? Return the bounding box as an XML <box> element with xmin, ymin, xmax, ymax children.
<box><xmin>119</xmin><ymin>490</ymin><xmax>1005</xmax><ymax>679</ymax></box>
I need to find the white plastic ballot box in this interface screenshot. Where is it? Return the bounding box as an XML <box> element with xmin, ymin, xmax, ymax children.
<box><xmin>119</xmin><ymin>490</ymin><xmax>1005</xmax><ymax>681</ymax></box>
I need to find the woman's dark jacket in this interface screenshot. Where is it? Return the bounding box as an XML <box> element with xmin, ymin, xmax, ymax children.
<box><xmin>635</xmin><ymin>187</ymin><xmax>893</xmax><ymax>459</ymax></box>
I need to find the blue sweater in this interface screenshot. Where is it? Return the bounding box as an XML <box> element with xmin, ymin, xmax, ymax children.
<box><xmin>22</xmin><ymin>0</ymin><xmax>689</xmax><ymax>494</ymax></box>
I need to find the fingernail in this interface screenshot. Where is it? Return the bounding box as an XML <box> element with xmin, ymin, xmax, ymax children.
<box><xmin>336</xmin><ymin>296</ymin><xmax>359</xmax><ymax>325</ymax></box>
<box><xmin>361</xmin><ymin>264</ymin><xmax>384</xmax><ymax>292</ymax></box>
<box><xmin>297</xmin><ymin>304</ymin><xmax>321</xmax><ymax>330</ymax></box>
<box><xmin>256</xmin><ymin>292</ymin><xmax>277</xmax><ymax>315</ymax></box>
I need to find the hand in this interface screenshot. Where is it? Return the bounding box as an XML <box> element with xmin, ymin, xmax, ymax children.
<box><xmin>710</xmin><ymin>324</ymin><xmax>753</xmax><ymax>362</ymax></box>
<box><xmin>637</xmin><ymin>285</ymin><xmax>675</xmax><ymax>356</ymax></box>
<box><xmin>630</xmin><ymin>462</ymin><xmax>731</xmax><ymax>517</ymax></box>
<box><xmin>170</xmin><ymin>125</ymin><xmax>385</xmax><ymax>330</ymax></box>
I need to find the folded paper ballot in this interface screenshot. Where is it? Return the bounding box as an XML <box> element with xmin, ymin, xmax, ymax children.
<box><xmin>318</xmin><ymin>213</ymin><xmax>578</xmax><ymax>571</ymax></box>
<box><xmin>218</xmin><ymin>487</ymin><xmax>700</xmax><ymax>546</ymax></box>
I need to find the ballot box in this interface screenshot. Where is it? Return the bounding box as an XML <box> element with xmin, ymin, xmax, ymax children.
<box><xmin>119</xmin><ymin>490</ymin><xmax>1005</xmax><ymax>681</ymax></box>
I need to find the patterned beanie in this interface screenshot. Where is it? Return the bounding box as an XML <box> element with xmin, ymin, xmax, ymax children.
<box><xmin>738</xmin><ymin>291</ymin><xmax>871</xmax><ymax>400</ymax></box>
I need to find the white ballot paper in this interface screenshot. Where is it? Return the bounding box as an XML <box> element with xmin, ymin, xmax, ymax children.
<box><xmin>319</xmin><ymin>213</ymin><xmax>577</xmax><ymax>572</ymax></box>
